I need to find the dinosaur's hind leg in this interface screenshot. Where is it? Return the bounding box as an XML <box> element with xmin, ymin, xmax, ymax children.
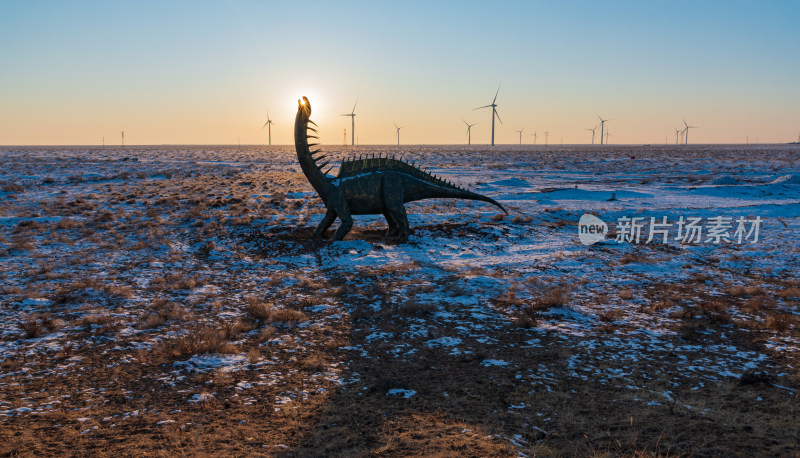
<box><xmin>381</xmin><ymin>175</ymin><xmax>410</xmax><ymax>242</ymax></box>
<box><xmin>331</xmin><ymin>199</ymin><xmax>353</xmax><ymax>241</ymax></box>
<box><xmin>388</xmin><ymin>205</ymin><xmax>409</xmax><ymax>242</ymax></box>
<box><xmin>382</xmin><ymin>210</ymin><xmax>399</xmax><ymax>237</ymax></box>
<box><xmin>314</xmin><ymin>209</ymin><xmax>337</xmax><ymax>238</ymax></box>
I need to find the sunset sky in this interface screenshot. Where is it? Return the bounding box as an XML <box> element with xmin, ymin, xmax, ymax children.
<box><xmin>1</xmin><ymin>1</ymin><xmax>799</xmax><ymax>145</ymax></box>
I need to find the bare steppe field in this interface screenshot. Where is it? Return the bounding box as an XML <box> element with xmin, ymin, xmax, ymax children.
<box><xmin>1</xmin><ymin>144</ymin><xmax>799</xmax><ymax>456</ymax></box>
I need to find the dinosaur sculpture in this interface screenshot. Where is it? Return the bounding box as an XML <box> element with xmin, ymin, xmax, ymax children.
<box><xmin>294</xmin><ymin>96</ymin><xmax>507</xmax><ymax>242</ymax></box>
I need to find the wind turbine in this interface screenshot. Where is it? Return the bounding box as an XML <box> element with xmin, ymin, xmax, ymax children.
<box><xmin>393</xmin><ymin>122</ymin><xmax>404</xmax><ymax>145</ymax></box>
<box><xmin>586</xmin><ymin>125</ymin><xmax>598</xmax><ymax>145</ymax></box>
<box><xmin>463</xmin><ymin>120</ymin><xmax>477</xmax><ymax>145</ymax></box>
<box><xmin>682</xmin><ymin>118</ymin><xmax>697</xmax><ymax>145</ymax></box>
<box><xmin>474</xmin><ymin>84</ymin><xmax>502</xmax><ymax>146</ymax></box>
<box><xmin>261</xmin><ymin>109</ymin><xmax>274</xmax><ymax>146</ymax></box>
<box><xmin>514</xmin><ymin>127</ymin><xmax>525</xmax><ymax>145</ymax></box>
<box><xmin>605</xmin><ymin>129</ymin><xmax>611</xmax><ymax>145</ymax></box>
<box><xmin>597</xmin><ymin>114</ymin><xmax>610</xmax><ymax>145</ymax></box>
<box><xmin>341</xmin><ymin>99</ymin><xmax>358</xmax><ymax>146</ymax></box>
<box><xmin>673</xmin><ymin>127</ymin><xmax>681</xmax><ymax>145</ymax></box>
<box><xmin>530</xmin><ymin>131</ymin><xmax>537</xmax><ymax>145</ymax></box>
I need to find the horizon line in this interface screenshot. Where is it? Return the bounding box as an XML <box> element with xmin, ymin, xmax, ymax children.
<box><xmin>1</xmin><ymin>142</ymin><xmax>798</xmax><ymax>148</ymax></box>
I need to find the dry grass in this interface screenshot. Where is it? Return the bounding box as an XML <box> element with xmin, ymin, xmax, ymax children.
<box><xmin>160</xmin><ymin>326</ymin><xmax>238</xmax><ymax>357</ymax></box>
<box><xmin>2</xmin><ymin>182</ymin><xmax>25</xmax><ymax>193</ymax></box>
<box><xmin>777</xmin><ymin>286</ymin><xmax>800</xmax><ymax>298</ymax></box>
<box><xmin>618</xmin><ymin>289</ymin><xmax>634</xmax><ymax>300</ymax></box>
<box><xmin>766</xmin><ymin>314</ymin><xmax>794</xmax><ymax>334</ymax></box>
<box><xmin>243</xmin><ymin>296</ymin><xmax>273</xmax><ymax>322</ymax></box>
<box><xmin>269</xmin><ymin>308</ymin><xmax>309</xmax><ymax>325</ymax></box>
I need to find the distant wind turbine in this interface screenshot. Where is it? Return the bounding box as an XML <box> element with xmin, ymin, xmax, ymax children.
<box><xmin>544</xmin><ymin>131</ymin><xmax>549</xmax><ymax>146</ymax></box>
<box><xmin>682</xmin><ymin>118</ymin><xmax>697</xmax><ymax>145</ymax></box>
<box><xmin>474</xmin><ymin>84</ymin><xmax>502</xmax><ymax>146</ymax></box>
<box><xmin>605</xmin><ymin>129</ymin><xmax>611</xmax><ymax>145</ymax></box>
<box><xmin>341</xmin><ymin>99</ymin><xmax>358</xmax><ymax>146</ymax></box>
<box><xmin>514</xmin><ymin>127</ymin><xmax>525</xmax><ymax>145</ymax></box>
<box><xmin>530</xmin><ymin>131</ymin><xmax>537</xmax><ymax>145</ymax></box>
<box><xmin>586</xmin><ymin>125</ymin><xmax>598</xmax><ymax>145</ymax></box>
<box><xmin>463</xmin><ymin>120</ymin><xmax>477</xmax><ymax>145</ymax></box>
<box><xmin>597</xmin><ymin>114</ymin><xmax>610</xmax><ymax>145</ymax></box>
<box><xmin>673</xmin><ymin>127</ymin><xmax>681</xmax><ymax>145</ymax></box>
<box><xmin>393</xmin><ymin>122</ymin><xmax>404</xmax><ymax>145</ymax></box>
<box><xmin>261</xmin><ymin>109</ymin><xmax>274</xmax><ymax>146</ymax></box>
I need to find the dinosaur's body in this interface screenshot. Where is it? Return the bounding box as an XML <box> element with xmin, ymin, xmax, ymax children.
<box><xmin>294</xmin><ymin>96</ymin><xmax>506</xmax><ymax>242</ymax></box>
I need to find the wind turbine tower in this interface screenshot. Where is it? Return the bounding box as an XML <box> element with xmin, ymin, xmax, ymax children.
<box><xmin>683</xmin><ymin>118</ymin><xmax>697</xmax><ymax>145</ymax></box>
<box><xmin>341</xmin><ymin>100</ymin><xmax>358</xmax><ymax>146</ymax></box>
<box><xmin>514</xmin><ymin>127</ymin><xmax>525</xmax><ymax>145</ymax></box>
<box><xmin>674</xmin><ymin>127</ymin><xmax>681</xmax><ymax>145</ymax></box>
<box><xmin>463</xmin><ymin>120</ymin><xmax>477</xmax><ymax>145</ymax></box>
<box><xmin>530</xmin><ymin>131</ymin><xmax>537</xmax><ymax>145</ymax></box>
<box><xmin>474</xmin><ymin>84</ymin><xmax>502</xmax><ymax>146</ymax></box>
<box><xmin>261</xmin><ymin>109</ymin><xmax>274</xmax><ymax>146</ymax></box>
<box><xmin>121</xmin><ymin>131</ymin><xmax>125</xmax><ymax>147</ymax></box>
<box><xmin>597</xmin><ymin>115</ymin><xmax>609</xmax><ymax>145</ymax></box>
<box><xmin>394</xmin><ymin>123</ymin><xmax>403</xmax><ymax>145</ymax></box>
<box><xmin>586</xmin><ymin>126</ymin><xmax>597</xmax><ymax>145</ymax></box>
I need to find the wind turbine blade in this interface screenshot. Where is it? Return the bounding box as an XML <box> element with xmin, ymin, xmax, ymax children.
<box><xmin>492</xmin><ymin>83</ymin><xmax>501</xmax><ymax>104</ymax></box>
<box><xmin>495</xmin><ymin>109</ymin><xmax>502</xmax><ymax>124</ymax></box>
<box><xmin>683</xmin><ymin>118</ymin><xmax>688</xmax><ymax>128</ymax></box>
<box><xmin>352</xmin><ymin>99</ymin><xmax>358</xmax><ymax>114</ymax></box>
<box><xmin>474</xmin><ymin>105</ymin><xmax>492</xmax><ymax>110</ymax></box>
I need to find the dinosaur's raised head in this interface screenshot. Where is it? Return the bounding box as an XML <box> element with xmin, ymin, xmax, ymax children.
<box><xmin>297</xmin><ymin>96</ymin><xmax>311</xmax><ymax>120</ymax></box>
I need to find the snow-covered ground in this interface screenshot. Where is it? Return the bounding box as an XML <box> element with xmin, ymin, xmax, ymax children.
<box><xmin>1</xmin><ymin>144</ymin><xmax>799</xmax><ymax>455</ymax></box>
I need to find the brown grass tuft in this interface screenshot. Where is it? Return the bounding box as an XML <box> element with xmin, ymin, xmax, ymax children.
<box><xmin>618</xmin><ymin>289</ymin><xmax>634</xmax><ymax>300</ymax></box>
<box><xmin>777</xmin><ymin>286</ymin><xmax>800</xmax><ymax>298</ymax></box>
<box><xmin>161</xmin><ymin>326</ymin><xmax>238</xmax><ymax>357</ymax></box>
<box><xmin>766</xmin><ymin>314</ymin><xmax>793</xmax><ymax>334</ymax></box>
<box><xmin>269</xmin><ymin>308</ymin><xmax>308</xmax><ymax>325</ymax></box>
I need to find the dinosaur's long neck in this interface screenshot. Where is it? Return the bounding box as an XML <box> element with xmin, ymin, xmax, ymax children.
<box><xmin>294</xmin><ymin>106</ymin><xmax>330</xmax><ymax>201</ymax></box>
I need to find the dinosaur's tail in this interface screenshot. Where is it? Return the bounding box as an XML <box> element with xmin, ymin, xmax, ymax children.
<box><xmin>458</xmin><ymin>190</ymin><xmax>508</xmax><ymax>215</ymax></box>
<box><xmin>412</xmin><ymin>185</ymin><xmax>508</xmax><ymax>214</ymax></box>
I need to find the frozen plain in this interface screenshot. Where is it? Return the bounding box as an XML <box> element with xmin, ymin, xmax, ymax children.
<box><xmin>1</xmin><ymin>144</ymin><xmax>799</xmax><ymax>455</ymax></box>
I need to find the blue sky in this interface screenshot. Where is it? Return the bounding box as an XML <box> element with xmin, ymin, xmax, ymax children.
<box><xmin>1</xmin><ymin>1</ymin><xmax>799</xmax><ymax>145</ymax></box>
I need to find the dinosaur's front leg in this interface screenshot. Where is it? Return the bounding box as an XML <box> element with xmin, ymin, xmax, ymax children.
<box><xmin>315</xmin><ymin>208</ymin><xmax>337</xmax><ymax>238</ymax></box>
